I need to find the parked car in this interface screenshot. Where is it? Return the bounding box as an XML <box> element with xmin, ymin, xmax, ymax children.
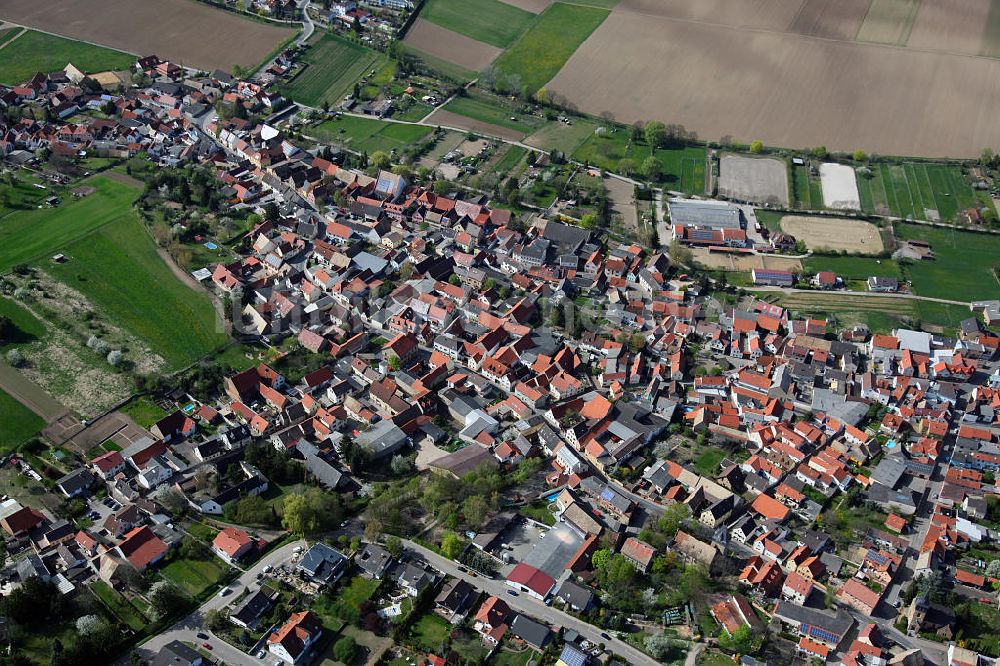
<box><xmin>202</xmin><ymin>642</ymin><xmax>212</xmax><ymax>651</ymax></box>
<box><xmin>506</xmin><ymin>589</ymin><xmax>517</xmax><ymax>597</ymax></box>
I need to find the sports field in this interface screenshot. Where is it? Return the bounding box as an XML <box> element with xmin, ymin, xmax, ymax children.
<box><xmin>781</xmin><ymin>216</ymin><xmax>883</xmax><ymax>254</ymax></box>
<box><xmin>895</xmin><ymin>223</ymin><xmax>1000</xmax><ymax>302</ymax></box>
<box><xmin>0</xmin><ymin>387</ymin><xmax>44</xmax><ymax>452</ymax></box>
<box><xmin>855</xmin><ymin>163</ymin><xmax>987</xmax><ymax>222</ymax></box>
<box><xmin>420</xmin><ymin>0</ymin><xmax>535</xmax><ymax>48</ymax></box>
<box><xmin>493</xmin><ymin>2</ymin><xmax>609</xmax><ymax>96</ymax></box>
<box><xmin>0</xmin><ymin>176</ymin><xmax>139</xmax><ymax>272</ymax></box>
<box><xmin>311</xmin><ymin>116</ymin><xmax>433</xmax><ymax>153</ymax></box>
<box><xmin>0</xmin><ymin>0</ymin><xmax>295</xmax><ymax>72</ymax></box>
<box><xmin>0</xmin><ymin>29</ymin><xmax>134</xmax><ymax>85</ymax></box>
<box><xmin>280</xmin><ymin>34</ymin><xmax>389</xmax><ymax>109</ymax></box>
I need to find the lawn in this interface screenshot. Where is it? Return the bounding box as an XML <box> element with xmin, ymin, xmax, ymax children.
<box><xmin>494</xmin><ymin>2</ymin><xmax>610</xmax><ymax>95</ymax></box>
<box><xmin>860</xmin><ymin>162</ymin><xmax>989</xmax><ymax>222</ymax></box>
<box><xmin>186</xmin><ymin>521</ymin><xmax>220</xmax><ymax>543</ymax></box>
<box><xmin>0</xmin><ymin>30</ymin><xmax>135</xmax><ymax>85</ymax></box>
<box><xmin>0</xmin><ymin>296</ymin><xmax>45</xmax><ymax>349</ymax></box>
<box><xmin>311</xmin><ymin>116</ymin><xmax>433</xmax><ymax>154</ymax></box>
<box><xmin>757</xmin><ymin>292</ymin><xmax>918</xmax><ymax>333</ymax></box>
<box><xmin>280</xmin><ymin>34</ymin><xmax>388</xmax><ymax>108</ymax></box>
<box><xmin>0</xmin><ymin>175</ymin><xmax>139</xmax><ymax>272</ymax></box>
<box><xmin>160</xmin><ymin>556</ymin><xmax>228</xmax><ymax>597</ymax></box>
<box><xmin>694</xmin><ymin>447</ymin><xmax>727</xmax><ymax>477</ymax></box>
<box><xmin>490</xmin><ymin>145</ymin><xmax>528</xmax><ymax>176</ymax></box>
<box><xmin>803</xmin><ymin>256</ymin><xmax>901</xmax><ymax>279</ymax></box>
<box><xmin>313</xmin><ymin>576</ymin><xmax>380</xmax><ymax>626</ymax></box>
<box><xmin>0</xmin><ymin>388</ymin><xmax>44</xmax><ymax>453</ymax></box>
<box><xmin>0</xmin><ymin>170</ymin><xmax>49</xmax><ymax>219</ymax></box>
<box><xmin>442</xmin><ymin>95</ymin><xmax>545</xmax><ymax>134</ymax></box>
<box><xmin>791</xmin><ymin>165</ymin><xmax>823</xmax><ymax>210</ymax></box>
<box><xmin>90</xmin><ymin>580</ymin><xmax>147</xmax><ymax>631</ymax></box>
<box><xmin>120</xmin><ymin>396</ymin><xmax>169</xmax><ymax>428</ymax></box>
<box><xmin>410</xmin><ymin>613</ymin><xmax>451</xmax><ymax>652</ymax></box>
<box><xmin>571</xmin><ymin>129</ymin><xmax>706</xmax><ymax>193</ymax></box>
<box><xmin>895</xmin><ymin>223</ymin><xmax>1000</xmax><ymax>301</ymax></box>
<box><xmin>525</xmin><ymin>118</ymin><xmax>600</xmax><ymax>155</ymax></box>
<box><xmin>421</xmin><ymin>0</ymin><xmax>535</xmax><ymax>48</ymax></box>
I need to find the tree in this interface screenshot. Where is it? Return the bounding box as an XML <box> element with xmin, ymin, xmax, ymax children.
<box><xmin>440</xmin><ymin>531</ymin><xmax>465</xmax><ymax>559</ymax></box>
<box><xmin>6</xmin><ymin>349</ymin><xmax>24</xmax><ymax>367</ymax></box>
<box><xmin>641</xmin><ymin>156</ymin><xmax>661</xmax><ymax>181</ymax></box>
<box><xmin>645</xmin><ymin>634</ymin><xmax>681</xmax><ymax>661</ymax></box>
<box><xmin>462</xmin><ymin>495</ymin><xmax>489</xmax><ymax>526</ymax></box>
<box><xmin>749</xmin><ymin>140</ymin><xmax>764</xmax><ymax>154</ymax></box>
<box><xmin>657</xmin><ymin>502</ymin><xmax>691</xmax><ymax>537</ymax></box>
<box><xmin>370</xmin><ymin>151</ymin><xmax>391</xmax><ymax>170</ymax></box>
<box><xmin>579</xmin><ymin>212</ymin><xmax>599</xmax><ymax>229</ymax></box>
<box><xmin>148</xmin><ymin>582</ymin><xmax>187</xmax><ymax>620</ymax></box>
<box><xmin>549</xmin><ymin>303</ymin><xmax>565</xmax><ymax>328</ymax></box>
<box><xmin>591</xmin><ymin>548</ymin><xmax>612</xmax><ymax>570</ymax></box>
<box><xmin>668</xmin><ymin>240</ymin><xmax>694</xmax><ymax>268</ymax></box>
<box><xmin>282</xmin><ymin>493</ymin><xmax>314</xmax><ymax>535</ymax></box>
<box><xmin>333</xmin><ymin>637</ymin><xmax>357</xmax><ymax>663</ymax></box>
<box><xmin>231</xmin><ymin>64</ymin><xmax>245</xmax><ymax>80</ymax></box>
<box><xmin>630</xmin><ymin>122</ymin><xmax>645</xmax><ymax>142</ymax></box>
<box><xmin>385</xmin><ymin>535</ymin><xmax>403</xmax><ymax>558</ymax></box>
<box><xmin>617</xmin><ymin>158</ymin><xmax>637</xmax><ymax>177</ymax></box>
<box><xmin>390</xmin><ymin>454</ymin><xmax>413</xmax><ymax>476</ymax></box>
<box><xmin>205</xmin><ymin>609</ymin><xmax>228</xmax><ymax>632</ymax></box>
<box><xmin>853</xmin><ymin>149</ymin><xmax>868</xmax><ymax>162</ymax></box>
<box><xmin>644</xmin><ymin>120</ymin><xmax>666</xmax><ymax>147</ymax></box>
<box><xmin>387</xmin><ymin>355</ymin><xmax>401</xmax><ymax>372</ymax></box>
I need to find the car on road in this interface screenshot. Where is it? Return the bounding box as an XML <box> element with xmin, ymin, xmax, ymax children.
<box><xmin>457</xmin><ymin>566</ymin><xmax>467</xmax><ymax>573</ymax></box>
<box><xmin>506</xmin><ymin>589</ymin><xmax>517</xmax><ymax>597</ymax></box>
<box><xmin>256</xmin><ymin>649</ymin><xmax>267</xmax><ymax>658</ymax></box>
<box><xmin>981</xmin><ymin>597</ymin><xmax>993</xmax><ymax>603</ymax></box>
<box><xmin>201</xmin><ymin>642</ymin><xmax>212</xmax><ymax>650</ymax></box>
<box><xmin>262</xmin><ymin>565</ymin><xmax>273</xmax><ymax>574</ymax></box>
<box><xmin>218</xmin><ymin>586</ymin><xmax>231</xmax><ymax>597</ymax></box>
<box><xmin>600</xmin><ymin>632</ymin><xmax>611</xmax><ymax>640</ymax></box>
<box><xmin>196</xmin><ymin>633</ymin><xmax>208</xmax><ymax>639</ymax></box>
<box><xmin>293</xmin><ymin>546</ymin><xmax>303</xmax><ymax>554</ymax></box>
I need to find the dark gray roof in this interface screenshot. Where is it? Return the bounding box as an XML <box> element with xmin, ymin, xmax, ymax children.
<box><xmin>230</xmin><ymin>588</ymin><xmax>276</xmax><ymax>627</ymax></box>
<box><xmin>152</xmin><ymin>640</ymin><xmax>202</xmax><ymax>666</ymax></box>
<box><xmin>556</xmin><ymin>580</ymin><xmax>595</xmax><ymax>610</ymax></box>
<box><xmin>510</xmin><ymin>614</ymin><xmax>553</xmax><ymax>649</ymax></box>
<box><xmin>298</xmin><ymin>542</ymin><xmax>347</xmax><ymax>584</ymax></box>
<box><xmin>773</xmin><ymin>601</ymin><xmax>854</xmax><ymax>637</ymax></box>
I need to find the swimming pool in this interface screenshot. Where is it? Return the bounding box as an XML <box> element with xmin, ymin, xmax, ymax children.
<box><xmin>204</xmin><ymin>242</ymin><xmax>218</xmax><ymax>250</ymax></box>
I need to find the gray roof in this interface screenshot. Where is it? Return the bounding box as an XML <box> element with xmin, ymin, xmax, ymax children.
<box><xmin>871</xmin><ymin>455</ymin><xmax>907</xmax><ymax>490</ymax></box>
<box><xmin>556</xmin><ymin>579</ymin><xmax>595</xmax><ymax>610</ymax></box>
<box><xmin>773</xmin><ymin>601</ymin><xmax>854</xmax><ymax>637</ymax></box>
<box><xmin>667</xmin><ymin>198</ymin><xmax>742</xmax><ymax>229</ymax></box>
<box><xmin>152</xmin><ymin>640</ymin><xmax>203</xmax><ymax>666</ymax></box>
<box><xmin>356</xmin><ymin>543</ymin><xmax>393</xmax><ymax>577</ymax></box>
<box><xmin>510</xmin><ymin>614</ymin><xmax>553</xmax><ymax>649</ymax></box>
<box><xmin>355</xmin><ymin>420</ymin><xmax>407</xmax><ymax>458</ymax></box>
<box><xmin>298</xmin><ymin>542</ymin><xmax>347</xmax><ymax>584</ymax></box>
<box><xmin>230</xmin><ymin>588</ymin><xmax>276</xmax><ymax>627</ymax></box>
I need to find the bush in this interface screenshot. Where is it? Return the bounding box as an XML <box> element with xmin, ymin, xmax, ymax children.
<box><xmin>6</xmin><ymin>349</ymin><xmax>24</xmax><ymax>367</ymax></box>
<box><xmin>333</xmin><ymin>636</ymin><xmax>357</xmax><ymax>663</ymax></box>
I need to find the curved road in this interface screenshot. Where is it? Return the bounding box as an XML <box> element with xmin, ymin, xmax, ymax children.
<box><xmin>133</xmin><ymin>538</ymin><xmax>306</xmax><ymax>666</ymax></box>
<box><xmin>296</xmin><ymin>0</ymin><xmax>314</xmax><ymax>45</ymax></box>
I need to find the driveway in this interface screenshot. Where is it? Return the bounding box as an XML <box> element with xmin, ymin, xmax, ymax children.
<box><xmin>133</xmin><ymin>539</ymin><xmax>306</xmax><ymax>666</ymax></box>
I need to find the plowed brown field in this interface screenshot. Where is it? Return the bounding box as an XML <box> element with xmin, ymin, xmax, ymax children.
<box><xmin>403</xmin><ymin>19</ymin><xmax>502</xmax><ymax>71</ymax></box>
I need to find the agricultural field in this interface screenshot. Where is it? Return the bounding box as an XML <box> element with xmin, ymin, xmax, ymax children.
<box><xmin>401</xmin><ymin>45</ymin><xmax>476</xmax><ymax>83</ymax></box>
<box><xmin>280</xmin><ymin>34</ymin><xmax>389</xmax><ymax>109</ymax></box>
<box><xmin>718</xmin><ymin>155</ymin><xmax>788</xmax><ymax>205</ymax></box>
<box><xmin>311</xmin><ymin>116</ymin><xmax>433</xmax><ymax>154</ymax></box>
<box><xmin>490</xmin><ymin>145</ymin><xmax>529</xmax><ymax>177</ymax></box>
<box><xmin>571</xmin><ymin>129</ymin><xmax>705</xmax><ymax>194</ymax></box>
<box><xmin>545</xmin><ymin>0</ymin><xmax>1000</xmax><ymax>157</ymax></box>
<box><xmin>803</xmin><ymin>255</ymin><xmax>901</xmax><ymax>280</ymax></box>
<box><xmin>403</xmin><ymin>19</ymin><xmax>502</xmax><ymax>72</ymax></box>
<box><xmin>759</xmin><ymin>292</ymin><xmax>919</xmax><ymax>334</ymax></box>
<box><xmin>0</xmin><ymin>388</ymin><xmax>45</xmax><ymax>452</ymax></box>
<box><xmin>493</xmin><ymin>2</ymin><xmax>610</xmax><ymax>96</ymax></box>
<box><xmin>780</xmin><ymin>216</ymin><xmax>884</xmax><ymax>254</ymax></box>
<box><xmin>420</xmin><ymin>0</ymin><xmax>535</xmax><ymax>48</ymax></box>
<box><xmin>0</xmin><ymin>29</ymin><xmax>134</xmax><ymax>86</ymax></box>
<box><xmin>0</xmin><ymin>0</ymin><xmax>296</xmax><ymax>72</ymax></box>
<box><xmin>0</xmin><ymin>26</ymin><xmax>23</xmax><ymax>47</ymax></box>
<box><xmin>895</xmin><ymin>223</ymin><xmax>1000</xmax><ymax>302</ymax></box>
<box><xmin>46</xmin><ymin>204</ymin><xmax>226</xmax><ymax>369</ymax></box>
<box><xmin>441</xmin><ymin>95</ymin><xmax>546</xmax><ymax>134</ymax></box>
<box><xmin>856</xmin><ymin>162</ymin><xmax>989</xmax><ymax>222</ymax></box>
<box><xmin>856</xmin><ymin>0</ymin><xmax>922</xmax><ymax>46</ymax></box>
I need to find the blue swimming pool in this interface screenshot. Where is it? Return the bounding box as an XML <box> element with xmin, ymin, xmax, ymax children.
<box><xmin>204</xmin><ymin>242</ymin><xmax>218</xmax><ymax>250</ymax></box>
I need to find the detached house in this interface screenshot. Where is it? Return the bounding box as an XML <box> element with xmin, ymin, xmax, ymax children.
<box><xmin>268</xmin><ymin>611</ymin><xmax>322</xmax><ymax>664</ymax></box>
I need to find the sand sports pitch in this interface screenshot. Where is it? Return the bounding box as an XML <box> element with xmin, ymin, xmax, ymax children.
<box><xmin>545</xmin><ymin>0</ymin><xmax>1000</xmax><ymax>157</ymax></box>
<box><xmin>780</xmin><ymin>216</ymin><xmax>884</xmax><ymax>254</ymax></box>
<box><xmin>718</xmin><ymin>155</ymin><xmax>789</xmax><ymax>205</ymax></box>
<box><xmin>0</xmin><ymin>0</ymin><xmax>296</xmax><ymax>71</ymax></box>
<box><xmin>403</xmin><ymin>19</ymin><xmax>502</xmax><ymax>72</ymax></box>
<box><xmin>692</xmin><ymin>248</ymin><xmax>803</xmax><ymax>273</ymax></box>
<box><xmin>819</xmin><ymin>163</ymin><xmax>862</xmax><ymax>210</ymax></box>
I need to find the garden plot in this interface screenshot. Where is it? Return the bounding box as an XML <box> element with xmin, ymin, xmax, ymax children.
<box><xmin>718</xmin><ymin>155</ymin><xmax>789</xmax><ymax>206</ymax></box>
<box><xmin>820</xmin><ymin>163</ymin><xmax>861</xmax><ymax>210</ymax></box>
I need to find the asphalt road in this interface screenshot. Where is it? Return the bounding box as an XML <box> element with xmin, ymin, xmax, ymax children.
<box><xmin>402</xmin><ymin>540</ymin><xmax>662</xmax><ymax>666</ymax></box>
<box><xmin>134</xmin><ymin>539</ymin><xmax>306</xmax><ymax>666</ymax></box>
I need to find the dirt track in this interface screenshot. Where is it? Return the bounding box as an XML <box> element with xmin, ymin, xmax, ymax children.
<box><xmin>0</xmin><ymin>360</ymin><xmax>67</xmax><ymax>422</ymax></box>
<box><xmin>779</xmin><ymin>216</ymin><xmax>883</xmax><ymax>254</ymax></box>
<box><xmin>423</xmin><ymin>109</ymin><xmax>527</xmax><ymax>141</ymax></box>
<box><xmin>0</xmin><ymin>0</ymin><xmax>296</xmax><ymax>71</ymax></box>
<box><xmin>404</xmin><ymin>19</ymin><xmax>502</xmax><ymax>71</ymax></box>
<box><xmin>547</xmin><ymin>8</ymin><xmax>1000</xmax><ymax>158</ymax></box>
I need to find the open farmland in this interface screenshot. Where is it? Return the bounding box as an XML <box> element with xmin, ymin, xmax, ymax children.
<box><xmin>856</xmin><ymin>0</ymin><xmax>922</xmax><ymax>46</ymax></box>
<box><xmin>819</xmin><ymin>163</ymin><xmax>861</xmax><ymax>210</ymax></box>
<box><xmin>855</xmin><ymin>162</ymin><xmax>987</xmax><ymax>222</ymax></box>
<box><xmin>546</xmin><ymin>2</ymin><xmax>1000</xmax><ymax>158</ymax></box>
<box><xmin>280</xmin><ymin>34</ymin><xmax>388</xmax><ymax>109</ymax></box>
<box><xmin>525</xmin><ymin>119</ymin><xmax>600</xmax><ymax>154</ymax></box>
<box><xmin>493</xmin><ymin>2</ymin><xmax>609</xmax><ymax>96</ymax></box>
<box><xmin>0</xmin><ymin>30</ymin><xmax>134</xmax><ymax>85</ymax></box>
<box><xmin>311</xmin><ymin>116</ymin><xmax>433</xmax><ymax>154</ymax></box>
<box><xmin>895</xmin><ymin>223</ymin><xmax>1000</xmax><ymax>302</ymax></box>
<box><xmin>908</xmin><ymin>0</ymin><xmax>991</xmax><ymax>55</ymax></box>
<box><xmin>788</xmin><ymin>0</ymin><xmax>872</xmax><ymax>40</ymax></box>
<box><xmin>0</xmin><ymin>388</ymin><xmax>44</xmax><ymax>452</ymax></box>
<box><xmin>423</xmin><ymin>109</ymin><xmax>527</xmax><ymax>141</ymax></box>
<box><xmin>781</xmin><ymin>216</ymin><xmax>883</xmax><ymax>254</ymax></box>
<box><xmin>420</xmin><ymin>0</ymin><xmax>535</xmax><ymax>48</ymax></box>
<box><xmin>0</xmin><ymin>0</ymin><xmax>296</xmax><ymax>72</ymax></box>
<box><xmin>403</xmin><ymin>19</ymin><xmax>502</xmax><ymax>72</ymax></box>
<box><xmin>718</xmin><ymin>155</ymin><xmax>789</xmax><ymax>205</ymax></box>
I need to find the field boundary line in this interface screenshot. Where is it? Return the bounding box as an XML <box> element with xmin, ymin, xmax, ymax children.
<box><xmin>0</xmin><ymin>22</ymin><xmax>141</xmax><ymax>57</ymax></box>
<box><xmin>0</xmin><ymin>27</ymin><xmax>26</xmax><ymax>51</ymax></box>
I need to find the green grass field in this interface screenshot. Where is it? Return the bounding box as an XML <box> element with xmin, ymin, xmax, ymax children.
<box><xmin>0</xmin><ymin>388</ymin><xmax>44</xmax><ymax>452</ymax></box>
<box><xmin>280</xmin><ymin>34</ymin><xmax>388</xmax><ymax>108</ymax></box>
<box><xmin>0</xmin><ymin>296</ymin><xmax>45</xmax><ymax>349</ymax></box>
<box><xmin>441</xmin><ymin>95</ymin><xmax>546</xmax><ymax>133</ymax></box>
<box><xmin>421</xmin><ymin>0</ymin><xmax>535</xmax><ymax>48</ymax></box>
<box><xmin>0</xmin><ymin>30</ymin><xmax>135</xmax><ymax>85</ymax></box>
<box><xmin>758</xmin><ymin>292</ymin><xmax>919</xmax><ymax>334</ymax></box>
<box><xmin>0</xmin><ymin>175</ymin><xmax>139</xmax><ymax>272</ymax></box>
<box><xmin>90</xmin><ymin>580</ymin><xmax>147</xmax><ymax>631</ymax></box>
<box><xmin>790</xmin><ymin>165</ymin><xmax>823</xmax><ymax>209</ymax></box>
<box><xmin>572</xmin><ymin>129</ymin><xmax>706</xmax><ymax>194</ymax></box>
<box><xmin>402</xmin><ymin>45</ymin><xmax>476</xmax><ymax>83</ymax></box>
<box><xmin>0</xmin><ymin>27</ymin><xmax>22</xmax><ymax>49</ymax></box>
<box><xmin>804</xmin><ymin>256</ymin><xmax>901</xmax><ymax>279</ymax></box>
<box><xmin>857</xmin><ymin>162</ymin><xmax>987</xmax><ymax>222</ymax></box>
<box><xmin>120</xmin><ymin>396</ymin><xmax>169</xmax><ymax>429</ymax></box>
<box><xmin>525</xmin><ymin>118</ymin><xmax>599</xmax><ymax>154</ymax></box>
<box><xmin>160</xmin><ymin>556</ymin><xmax>228</xmax><ymax>597</ymax></box>
<box><xmin>491</xmin><ymin>145</ymin><xmax>528</xmax><ymax>176</ymax></box>
<box><xmin>311</xmin><ymin>115</ymin><xmax>432</xmax><ymax>153</ymax></box>
<box><xmin>856</xmin><ymin>0</ymin><xmax>922</xmax><ymax>46</ymax></box>
<box><xmin>47</xmin><ymin>208</ymin><xmax>225</xmax><ymax>369</ymax></box>
<box><xmin>895</xmin><ymin>223</ymin><xmax>1000</xmax><ymax>301</ymax></box>
<box><xmin>494</xmin><ymin>2</ymin><xmax>610</xmax><ymax>95</ymax></box>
